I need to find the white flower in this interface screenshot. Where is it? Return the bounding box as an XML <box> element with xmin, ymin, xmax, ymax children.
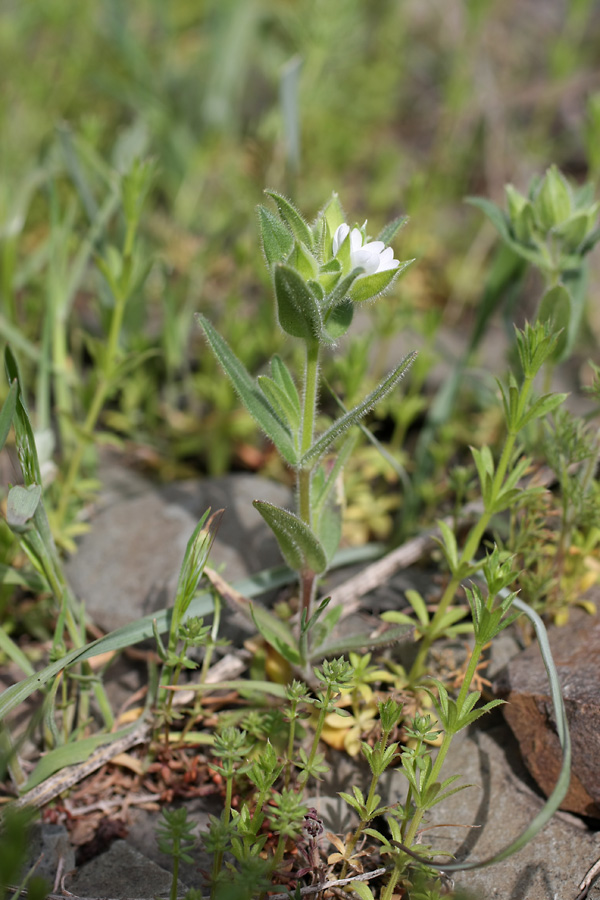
<box><xmin>332</xmin><ymin>223</ymin><xmax>400</xmax><ymax>276</ymax></box>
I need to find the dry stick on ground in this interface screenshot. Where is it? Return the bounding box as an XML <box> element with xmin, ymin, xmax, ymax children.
<box><xmin>574</xmin><ymin>855</ymin><xmax>600</xmax><ymax>900</ymax></box>
<box><xmin>325</xmin><ymin>500</ymin><xmax>482</xmax><ymax>618</ymax></box>
<box><xmin>9</xmin><ymin>719</ymin><xmax>153</xmax><ymax>813</ymax></box>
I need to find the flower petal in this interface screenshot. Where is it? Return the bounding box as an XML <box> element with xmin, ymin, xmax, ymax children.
<box><xmin>349</xmin><ymin>227</ymin><xmax>364</xmax><ymax>253</ymax></box>
<box><xmin>332</xmin><ymin>223</ymin><xmax>349</xmax><ymax>256</ymax></box>
<box><xmin>352</xmin><ymin>246</ymin><xmax>381</xmax><ymax>275</ymax></box>
<box><xmin>376</xmin><ymin>246</ymin><xmax>400</xmax><ymax>272</ymax></box>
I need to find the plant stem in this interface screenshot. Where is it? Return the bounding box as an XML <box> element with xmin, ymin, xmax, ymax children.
<box><xmin>285</xmin><ymin>709</ymin><xmax>298</xmax><ymax>790</ymax></box>
<box><xmin>298</xmin><ymin>340</ymin><xmax>320</xmax><ymax>620</ymax></box>
<box><xmin>299</xmin><ymin>685</ymin><xmax>333</xmax><ymax>786</ymax></box>
<box><xmin>55</xmin><ymin>276</ymin><xmax>129</xmax><ymax>531</ymax></box>
<box><xmin>381</xmin><ymin>867</ymin><xmax>401</xmax><ymax>900</ymax></box>
<box><xmin>170</xmin><ymin>855</ymin><xmax>179</xmax><ymax>900</ymax></box>
<box><xmin>340</xmin><ymin>768</ymin><xmax>380</xmax><ymax>878</ymax></box>
<box><xmin>404</xmin><ymin>641</ymin><xmax>486</xmax><ymax>848</ymax></box>
<box><xmin>409</xmin><ymin>374</ymin><xmax>535</xmax><ymax>681</ymax></box>
<box><xmin>211</xmin><ymin>771</ymin><xmax>235</xmax><ymax>889</ymax></box>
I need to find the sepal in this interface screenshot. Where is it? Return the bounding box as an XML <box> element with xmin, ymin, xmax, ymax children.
<box><xmin>257</xmin><ymin>205</ymin><xmax>293</xmax><ymax>267</ymax></box>
<box><xmin>273</xmin><ymin>264</ymin><xmax>322</xmax><ymax>340</ymax></box>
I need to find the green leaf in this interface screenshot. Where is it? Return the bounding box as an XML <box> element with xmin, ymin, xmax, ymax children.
<box><xmin>258</xmin><ymin>375</ymin><xmax>301</xmax><ymax>433</ymax></box>
<box><xmin>265</xmin><ymin>190</ymin><xmax>313</xmax><ymax>249</ymax></box>
<box><xmin>320</xmin><ymin>192</ymin><xmax>345</xmax><ymax>241</ymax></box>
<box><xmin>380</xmin><ymin>610</ymin><xmax>416</xmax><ymax>626</ymax></box>
<box><xmin>313</xmin><ymin>431</ymin><xmax>356</xmax><ymax>518</ymax></box>
<box><xmin>470</xmin><ymin>445</ymin><xmax>494</xmax><ymax>506</ymax></box>
<box><xmin>0</xmin><ymin>564</ymin><xmax>45</xmax><ymax>592</ymax></box>
<box><xmin>0</xmin><ymin>626</ymin><xmax>35</xmax><ymax>677</ymax></box>
<box><xmin>349</xmin><ymin>881</ymin><xmax>376</xmax><ymax>900</ymax></box>
<box><xmin>300</xmin><ymin>352</ymin><xmax>416</xmax><ymax>467</ymax></box>
<box><xmin>289</xmin><ymin>241</ymin><xmax>318</xmax><ymax>281</ymax></box>
<box><xmin>535</xmin><ymin>165</ymin><xmax>572</xmax><ymax>230</ymax></box>
<box><xmin>436</xmin><ymin>520</ymin><xmax>459</xmax><ymax>574</ymax></box>
<box><xmin>273</xmin><ymin>264</ymin><xmax>322</xmax><ymax>340</ymax></box>
<box><xmin>579</xmin><ymin>224</ymin><xmax>600</xmax><ymax>255</ymax></box>
<box><xmin>323</xmin><ymin>299</ymin><xmax>354</xmax><ymax>341</ymax></box>
<box><xmin>555</xmin><ymin>211</ymin><xmax>594</xmax><ymax>251</ymax></box>
<box><xmin>111</xmin><ymin>347</ymin><xmax>162</xmax><ymax>387</ymax></box>
<box><xmin>405</xmin><ymin>589</ymin><xmax>430</xmax><ymax>627</ymax></box>
<box><xmin>250</xmin><ymin>603</ymin><xmax>300</xmax><ymax>666</ymax></box>
<box><xmin>376</xmin><ymin>214</ymin><xmax>408</xmax><ymax>246</ymax></box>
<box><xmin>271</xmin><ymin>355</ymin><xmax>301</xmax><ymax>419</ymax></box>
<box><xmin>466</xmin><ymin>196</ymin><xmax>512</xmax><ymax>243</ymax></box>
<box><xmin>252</xmin><ymin>501</ymin><xmax>328</xmax><ymax>574</ymax></box>
<box><xmin>536</xmin><ymin>284</ymin><xmax>571</xmax><ymax>362</ymax></box>
<box><xmin>188</xmin><ymin>679</ymin><xmax>287</xmax><ymax>699</ymax></box>
<box><xmin>0</xmin><ymin>593</ymin><xmax>214</xmax><ymax>723</ymax></box>
<box><xmin>518</xmin><ymin>391</ymin><xmax>567</xmax><ymax>431</ymax></box>
<box><xmin>311</xmin><ymin>623</ymin><xmax>412</xmax><ymax>661</ymax></box>
<box><xmin>6</xmin><ymin>485</ymin><xmax>42</xmax><ymax>533</ymax></box>
<box><xmin>257</xmin><ymin>204</ymin><xmax>294</xmax><ymax>267</ymax></box>
<box><xmin>196</xmin><ymin>315</ymin><xmax>297</xmax><ymax>465</ymax></box>
<box><xmin>0</xmin><ymin>380</ymin><xmax>18</xmax><ymax>454</ymax></box>
<box><xmin>427</xmin><ymin>778</ymin><xmax>470</xmax><ymax>809</ymax></box>
<box><xmin>323</xmin><ymin>268</ymin><xmax>362</xmax><ymax>312</ymax></box>
<box><xmin>172</xmin><ymin>508</ymin><xmax>214</xmax><ymax>629</ymax></box>
<box><xmin>5</xmin><ymin>347</ymin><xmax>42</xmax><ymax>486</ymax></box>
<box><xmin>318</xmin><ymin>257</ymin><xmax>342</xmax><ymax>292</ymax></box>
<box><xmin>315</xmin><ymin>487</ymin><xmax>342</xmax><ymax>567</ymax></box>
<box><xmin>22</xmin><ymin>723</ymin><xmax>145</xmax><ymax>791</ymax></box>
<box><xmin>467</xmin><ymin>197</ymin><xmax>545</xmax><ymax>267</ymax></box>
<box><xmin>349</xmin><ymin>258</ymin><xmax>414</xmax><ymax>303</ymax></box>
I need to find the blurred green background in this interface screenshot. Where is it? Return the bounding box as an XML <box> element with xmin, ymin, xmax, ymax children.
<box><xmin>1</xmin><ymin>0</ymin><xmax>599</xmax><ymax>501</ymax></box>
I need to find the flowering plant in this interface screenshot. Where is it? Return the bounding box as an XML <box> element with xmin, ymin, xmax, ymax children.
<box><xmin>469</xmin><ymin>165</ymin><xmax>600</xmax><ymax>364</ymax></box>
<box><xmin>198</xmin><ymin>191</ymin><xmax>415</xmax><ymax>663</ymax></box>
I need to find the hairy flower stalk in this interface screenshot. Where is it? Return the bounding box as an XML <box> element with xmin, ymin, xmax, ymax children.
<box><xmin>199</xmin><ymin>190</ymin><xmax>414</xmax><ymax>659</ymax></box>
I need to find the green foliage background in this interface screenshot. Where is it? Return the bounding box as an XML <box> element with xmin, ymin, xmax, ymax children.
<box><xmin>1</xmin><ymin>0</ymin><xmax>599</xmax><ymax>477</ymax></box>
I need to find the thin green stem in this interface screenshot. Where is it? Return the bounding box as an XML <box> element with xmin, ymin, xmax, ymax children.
<box><xmin>211</xmin><ymin>771</ymin><xmax>235</xmax><ymax>889</ymax></box>
<box><xmin>300</xmin><ymin>340</ymin><xmax>320</xmax><ymax>459</ymax></box>
<box><xmin>272</xmin><ymin>832</ymin><xmax>287</xmax><ymax>868</ymax></box>
<box><xmin>298</xmin><ymin>340</ymin><xmax>320</xmax><ymax>622</ymax></box>
<box><xmin>284</xmin><ymin>709</ymin><xmax>298</xmax><ymax>790</ymax></box>
<box><xmin>340</xmin><ymin>766</ymin><xmax>380</xmax><ymax>878</ymax></box>
<box><xmin>404</xmin><ymin>641</ymin><xmax>486</xmax><ymax>848</ymax></box>
<box><xmin>170</xmin><ymin>855</ymin><xmax>179</xmax><ymax>900</ymax></box>
<box><xmin>409</xmin><ymin>374</ymin><xmax>535</xmax><ymax>682</ymax></box>
<box><xmin>299</xmin><ymin>686</ymin><xmax>333</xmax><ymax>785</ymax></box>
<box><xmin>55</xmin><ymin>276</ymin><xmax>129</xmax><ymax>530</ymax></box>
<box><xmin>381</xmin><ymin>866</ymin><xmax>401</xmax><ymax>900</ymax></box>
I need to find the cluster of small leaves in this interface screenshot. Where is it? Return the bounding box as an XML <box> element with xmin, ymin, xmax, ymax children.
<box><xmin>258</xmin><ymin>191</ymin><xmax>414</xmax><ymax>344</ymax></box>
<box><xmin>470</xmin><ymin>165</ymin><xmax>600</xmax><ymax>364</ymax></box>
<box><xmin>508</xmin><ymin>406</ymin><xmax>600</xmax><ymax>618</ymax></box>
<box><xmin>470</xmin><ymin>164</ymin><xmax>599</xmax><ymax>274</ymax></box>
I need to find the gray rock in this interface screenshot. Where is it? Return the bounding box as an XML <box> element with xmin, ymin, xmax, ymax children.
<box><xmin>125</xmin><ymin>797</ymin><xmax>221</xmax><ymax>890</ymax></box>
<box><xmin>67</xmin><ymin>839</ymin><xmax>182</xmax><ymax>898</ymax></box>
<box><xmin>66</xmin><ymin>458</ymin><xmax>291</xmax><ymax>633</ymax></box>
<box><xmin>385</xmin><ymin>714</ymin><xmax>600</xmax><ymax>899</ymax></box>
<box><xmin>27</xmin><ymin>823</ymin><xmax>76</xmax><ymax>887</ymax></box>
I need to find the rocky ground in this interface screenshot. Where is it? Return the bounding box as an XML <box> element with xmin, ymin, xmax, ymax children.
<box><xmin>14</xmin><ymin>456</ymin><xmax>600</xmax><ymax>899</ymax></box>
